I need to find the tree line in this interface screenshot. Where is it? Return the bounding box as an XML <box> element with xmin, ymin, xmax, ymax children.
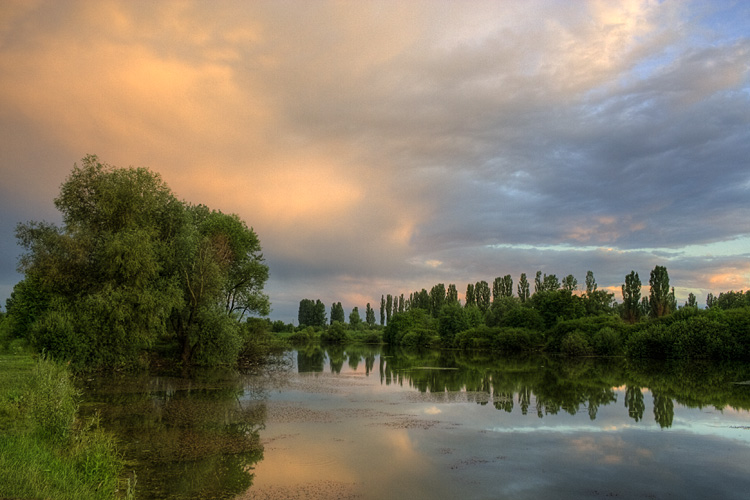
<box><xmin>295</xmin><ymin>266</ymin><xmax>750</xmax><ymax>360</ymax></box>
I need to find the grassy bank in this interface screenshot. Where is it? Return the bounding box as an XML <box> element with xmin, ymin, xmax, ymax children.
<box><xmin>0</xmin><ymin>349</ymin><xmax>130</xmax><ymax>500</ymax></box>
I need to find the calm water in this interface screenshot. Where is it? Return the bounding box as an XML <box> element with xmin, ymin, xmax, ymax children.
<box><xmin>79</xmin><ymin>346</ymin><xmax>750</xmax><ymax>499</ymax></box>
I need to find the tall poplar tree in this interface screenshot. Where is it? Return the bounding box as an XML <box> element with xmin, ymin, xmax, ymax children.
<box><xmin>465</xmin><ymin>283</ymin><xmax>476</xmax><ymax>308</ymax></box>
<box><xmin>380</xmin><ymin>295</ymin><xmax>386</xmax><ymax>325</ymax></box>
<box><xmin>517</xmin><ymin>273</ymin><xmax>530</xmax><ymax>303</ymax></box>
<box><xmin>446</xmin><ymin>284</ymin><xmax>459</xmax><ymax>304</ymax></box>
<box><xmin>365</xmin><ymin>303</ymin><xmax>375</xmax><ymax>326</ymax></box>
<box><xmin>475</xmin><ymin>281</ymin><xmax>491</xmax><ymax>312</ymax></box>
<box><xmin>649</xmin><ymin>265</ymin><xmax>672</xmax><ymax>318</ymax></box>
<box><xmin>621</xmin><ymin>271</ymin><xmax>641</xmax><ymax>324</ymax></box>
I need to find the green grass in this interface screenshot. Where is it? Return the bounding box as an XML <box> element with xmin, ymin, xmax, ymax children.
<box><xmin>0</xmin><ymin>352</ymin><xmax>127</xmax><ymax>500</ymax></box>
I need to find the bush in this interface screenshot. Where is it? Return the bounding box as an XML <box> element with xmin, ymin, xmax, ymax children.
<box><xmin>670</xmin><ymin>316</ymin><xmax>736</xmax><ymax>359</ymax></box>
<box><xmin>493</xmin><ymin>328</ymin><xmax>543</xmax><ymax>353</ymax></box>
<box><xmin>592</xmin><ymin>327</ymin><xmax>623</xmax><ymax>356</ymax></box>
<box><xmin>288</xmin><ymin>328</ymin><xmax>313</xmax><ymax>344</ymax></box>
<box><xmin>500</xmin><ymin>307</ymin><xmax>544</xmax><ymax>331</ymax></box>
<box><xmin>320</xmin><ymin>322</ymin><xmax>348</xmax><ymax>344</ymax></box>
<box><xmin>626</xmin><ymin>324</ymin><xmax>674</xmax><ymax>359</ymax></box>
<box><xmin>560</xmin><ymin>330</ymin><xmax>592</xmax><ymax>357</ymax></box>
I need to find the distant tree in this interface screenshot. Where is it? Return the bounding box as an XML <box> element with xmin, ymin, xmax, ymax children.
<box><xmin>475</xmin><ymin>281</ymin><xmax>491</xmax><ymax>313</ymax></box>
<box><xmin>640</xmin><ymin>296</ymin><xmax>650</xmax><ymax>318</ymax></box>
<box><xmin>365</xmin><ymin>303</ymin><xmax>375</xmax><ymax>326</ymax></box>
<box><xmin>299</xmin><ymin>299</ymin><xmax>326</xmax><ymax>327</ymax></box>
<box><xmin>542</xmin><ymin>274</ymin><xmax>560</xmax><ymax>292</ymax></box>
<box><xmin>386</xmin><ymin>294</ymin><xmax>393</xmax><ymax>324</ymax></box>
<box><xmin>585</xmin><ymin>271</ymin><xmax>597</xmax><ymax>295</ymax></box>
<box><xmin>534</xmin><ymin>271</ymin><xmax>543</xmax><ymax>294</ymax></box>
<box><xmin>649</xmin><ymin>265</ymin><xmax>672</xmax><ymax>318</ymax></box>
<box><xmin>706</xmin><ymin>292</ymin><xmax>716</xmax><ymax>308</ymax></box>
<box><xmin>446</xmin><ymin>284</ymin><xmax>459</xmax><ymax>304</ymax></box>
<box><xmin>621</xmin><ymin>271</ymin><xmax>641</xmax><ymax>324</ymax></box>
<box><xmin>492</xmin><ymin>277</ymin><xmax>502</xmax><ymax>302</ymax></box>
<box><xmin>465</xmin><ymin>283</ymin><xmax>476</xmax><ymax>308</ymax></box>
<box><xmin>380</xmin><ymin>295</ymin><xmax>386</xmax><ymax>325</ymax></box>
<box><xmin>493</xmin><ymin>275</ymin><xmax>513</xmax><ymax>302</ymax></box>
<box><xmin>398</xmin><ymin>294</ymin><xmax>405</xmax><ymax>313</ymax></box>
<box><xmin>517</xmin><ymin>273</ymin><xmax>530</xmax><ymax>303</ymax></box>
<box><xmin>438</xmin><ymin>302</ymin><xmax>468</xmax><ymax>346</ymax></box>
<box><xmin>562</xmin><ymin>274</ymin><xmax>577</xmax><ymax>292</ymax></box>
<box><xmin>330</xmin><ymin>302</ymin><xmax>345</xmax><ymax>324</ymax></box>
<box><xmin>413</xmin><ymin>289</ymin><xmax>430</xmax><ymax>310</ymax></box>
<box><xmin>429</xmin><ymin>283</ymin><xmax>446</xmax><ymax>317</ymax></box>
<box><xmin>349</xmin><ymin>307</ymin><xmax>361</xmax><ymax>328</ymax></box>
<box><xmin>500</xmin><ymin>275</ymin><xmax>513</xmax><ymax>298</ymax></box>
<box><xmin>685</xmin><ymin>293</ymin><xmax>697</xmax><ymax>308</ymax></box>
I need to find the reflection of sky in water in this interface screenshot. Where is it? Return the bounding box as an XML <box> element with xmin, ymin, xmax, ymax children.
<box><xmin>244</xmin><ymin>350</ymin><xmax>750</xmax><ymax>499</ymax></box>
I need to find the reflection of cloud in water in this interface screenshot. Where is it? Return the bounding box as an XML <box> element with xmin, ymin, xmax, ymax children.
<box><xmin>424</xmin><ymin>406</ymin><xmax>442</xmax><ymax>415</ymax></box>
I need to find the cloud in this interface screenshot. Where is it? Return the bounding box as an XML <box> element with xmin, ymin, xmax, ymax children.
<box><xmin>1</xmin><ymin>1</ymin><xmax>749</xmax><ymax>321</ymax></box>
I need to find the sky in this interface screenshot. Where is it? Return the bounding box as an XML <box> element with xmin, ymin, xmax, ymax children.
<box><xmin>1</xmin><ymin>0</ymin><xmax>749</xmax><ymax>324</ymax></box>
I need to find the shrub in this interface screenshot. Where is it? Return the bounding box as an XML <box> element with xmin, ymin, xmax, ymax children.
<box><xmin>626</xmin><ymin>324</ymin><xmax>673</xmax><ymax>359</ymax></box>
<box><xmin>592</xmin><ymin>327</ymin><xmax>622</xmax><ymax>356</ymax></box>
<box><xmin>501</xmin><ymin>306</ymin><xmax>545</xmax><ymax>331</ymax></box>
<box><xmin>493</xmin><ymin>327</ymin><xmax>543</xmax><ymax>353</ymax></box>
<box><xmin>560</xmin><ymin>330</ymin><xmax>592</xmax><ymax>357</ymax></box>
<box><xmin>321</xmin><ymin>322</ymin><xmax>348</xmax><ymax>344</ymax></box>
<box><xmin>670</xmin><ymin>316</ymin><xmax>736</xmax><ymax>359</ymax></box>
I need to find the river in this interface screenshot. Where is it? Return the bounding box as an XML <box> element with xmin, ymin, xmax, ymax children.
<box><xmin>79</xmin><ymin>345</ymin><xmax>750</xmax><ymax>499</ymax></box>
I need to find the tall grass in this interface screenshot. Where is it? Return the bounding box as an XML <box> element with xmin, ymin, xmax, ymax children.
<box><xmin>0</xmin><ymin>353</ymin><xmax>127</xmax><ymax>499</ymax></box>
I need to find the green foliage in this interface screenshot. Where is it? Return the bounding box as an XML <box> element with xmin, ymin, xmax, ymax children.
<box><xmin>365</xmin><ymin>303</ymin><xmax>376</xmax><ymax>326</ymax></box>
<box><xmin>383</xmin><ymin>308</ymin><xmax>437</xmax><ymax>346</ymax></box>
<box><xmin>517</xmin><ymin>273</ymin><xmax>530</xmax><ymax>302</ymax></box>
<box><xmin>188</xmin><ymin>306</ymin><xmax>244</xmax><ymax>366</ymax></box>
<box><xmin>330</xmin><ymin>301</ymin><xmax>345</xmax><ymax>324</ymax></box>
<box><xmin>298</xmin><ymin>298</ymin><xmax>326</xmax><ymax>327</ymax></box>
<box><xmin>438</xmin><ymin>302</ymin><xmax>469</xmax><ymax>345</ymax></box>
<box><xmin>487</xmin><ymin>296</ymin><xmax>520</xmax><ymax>327</ymax></box>
<box><xmin>621</xmin><ymin>271</ymin><xmax>641</xmax><ymax>324</ymax></box>
<box><xmin>649</xmin><ymin>265</ymin><xmax>672</xmax><ymax>318</ymax></box>
<box><xmin>348</xmin><ymin>307</ymin><xmax>362</xmax><ymax>329</ymax></box>
<box><xmin>560</xmin><ymin>330</ymin><xmax>593</xmax><ymax>357</ymax></box>
<box><xmin>429</xmin><ymin>283</ymin><xmax>446</xmax><ymax>317</ymax></box>
<box><xmin>547</xmin><ymin>315</ymin><xmax>627</xmax><ymax>353</ymax></box>
<box><xmin>26</xmin><ymin>356</ymin><xmax>79</xmax><ymax>441</ymax></box>
<box><xmin>500</xmin><ymin>306</ymin><xmax>544</xmax><ymax>331</ymax></box>
<box><xmin>465</xmin><ymin>283</ymin><xmax>475</xmax><ymax>307</ymax></box>
<box><xmin>591</xmin><ymin>327</ymin><xmax>623</xmax><ymax>356</ymax></box>
<box><xmin>493</xmin><ymin>327</ymin><xmax>543</xmax><ymax>353</ymax></box>
<box><xmin>626</xmin><ymin>324</ymin><xmax>674</xmax><ymax>359</ymax></box>
<box><xmin>3</xmin><ymin>276</ymin><xmax>50</xmax><ymax>341</ymax></box>
<box><xmin>711</xmin><ymin>290</ymin><xmax>750</xmax><ymax>310</ymax></box>
<box><xmin>530</xmin><ymin>289</ymin><xmax>586</xmax><ymax>328</ymax></box>
<box><xmin>14</xmin><ymin>156</ymin><xmax>269</xmax><ymax>369</ymax></box>
<box><xmin>475</xmin><ymin>280</ymin><xmax>491</xmax><ymax>313</ymax></box>
<box><xmin>321</xmin><ymin>321</ymin><xmax>349</xmax><ymax>344</ymax></box>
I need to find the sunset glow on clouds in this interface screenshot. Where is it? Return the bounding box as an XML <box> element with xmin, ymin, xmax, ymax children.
<box><xmin>1</xmin><ymin>1</ymin><xmax>749</xmax><ymax>321</ymax></box>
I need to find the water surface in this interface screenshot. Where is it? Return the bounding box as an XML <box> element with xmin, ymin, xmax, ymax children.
<box><xmin>80</xmin><ymin>346</ymin><xmax>750</xmax><ymax>499</ymax></box>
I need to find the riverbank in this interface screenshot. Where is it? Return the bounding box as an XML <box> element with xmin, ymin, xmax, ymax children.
<box><xmin>0</xmin><ymin>350</ymin><xmax>131</xmax><ymax>500</ymax></box>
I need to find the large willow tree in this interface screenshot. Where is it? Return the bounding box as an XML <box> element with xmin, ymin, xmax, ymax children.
<box><xmin>13</xmin><ymin>155</ymin><xmax>269</xmax><ymax>369</ymax></box>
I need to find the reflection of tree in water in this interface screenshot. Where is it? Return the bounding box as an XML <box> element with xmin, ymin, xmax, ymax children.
<box><xmin>79</xmin><ymin>370</ymin><xmax>266</xmax><ymax>500</ymax></box>
<box><xmin>297</xmin><ymin>345</ymin><xmax>325</xmax><ymax>372</ymax></box>
<box><xmin>653</xmin><ymin>391</ymin><xmax>674</xmax><ymax>428</ymax></box>
<box><xmin>374</xmin><ymin>348</ymin><xmax>750</xmax><ymax>425</ymax></box>
<box><xmin>625</xmin><ymin>386</ymin><xmax>645</xmax><ymax>422</ymax></box>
